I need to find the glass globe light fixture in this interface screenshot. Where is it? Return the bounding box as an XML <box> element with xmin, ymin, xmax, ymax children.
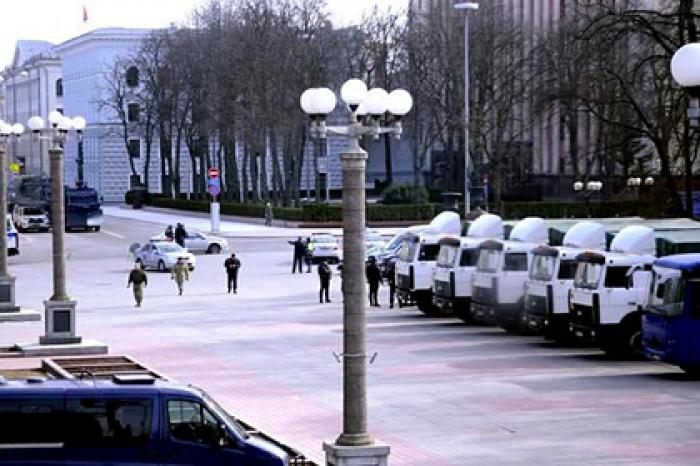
<box><xmin>0</xmin><ymin>122</ymin><xmax>11</xmax><ymax>136</ymax></box>
<box><xmin>300</xmin><ymin>88</ymin><xmax>317</xmax><ymax>115</ymax></box>
<box><xmin>312</xmin><ymin>87</ymin><xmax>337</xmax><ymax>115</ymax></box>
<box><xmin>671</xmin><ymin>43</ymin><xmax>700</xmax><ymax>89</ymax></box>
<box><xmin>72</xmin><ymin>116</ymin><xmax>86</xmax><ymax>132</ymax></box>
<box><xmin>57</xmin><ymin>116</ymin><xmax>73</xmax><ymax>133</ymax></box>
<box><xmin>644</xmin><ymin>177</ymin><xmax>655</xmax><ymax>186</ymax></box>
<box><xmin>388</xmin><ymin>89</ymin><xmax>413</xmax><ymax>116</ymax></box>
<box><xmin>364</xmin><ymin>88</ymin><xmax>389</xmax><ymax>117</ymax></box>
<box><xmin>573</xmin><ymin>181</ymin><xmax>583</xmax><ymax>191</ymax></box>
<box><xmin>11</xmin><ymin>123</ymin><xmax>24</xmax><ymax>136</ymax></box>
<box><xmin>27</xmin><ymin>116</ymin><xmax>45</xmax><ymax>132</ymax></box>
<box><xmin>48</xmin><ymin>110</ymin><xmax>63</xmax><ymax>128</ymax></box>
<box><xmin>340</xmin><ymin>79</ymin><xmax>368</xmax><ymax>108</ymax></box>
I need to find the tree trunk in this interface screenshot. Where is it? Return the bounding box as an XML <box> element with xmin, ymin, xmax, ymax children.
<box><xmin>242</xmin><ymin>144</ymin><xmax>249</xmax><ymax>203</ymax></box>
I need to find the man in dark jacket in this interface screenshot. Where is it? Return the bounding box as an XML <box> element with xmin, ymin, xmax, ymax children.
<box><xmin>174</xmin><ymin>223</ymin><xmax>187</xmax><ymax>247</ymax></box>
<box><xmin>385</xmin><ymin>259</ymin><xmax>397</xmax><ymax>309</ymax></box>
<box><xmin>224</xmin><ymin>253</ymin><xmax>241</xmax><ymax>294</ymax></box>
<box><xmin>318</xmin><ymin>259</ymin><xmax>332</xmax><ymax>303</ymax></box>
<box><xmin>288</xmin><ymin>236</ymin><xmax>305</xmax><ymax>273</ymax></box>
<box><xmin>127</xmin><ymin>262</ymin><xmax>148</xmax><ymax>307</ymax></box>
<box><xmin>366</xmin><ymin>256</ymin><xmax>382</xmax><ymax>307</ymax></box>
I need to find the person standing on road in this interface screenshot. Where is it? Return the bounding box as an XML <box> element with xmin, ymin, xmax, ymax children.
<box><xmin>171</xmin><ymin>258</ymin><xmax>189</xmax><ymax>295</ymax></box>
<box><xmin>264</xmin><ymin>202</ymin><xmax>273</xmax><ymax>226</ymax></box>
<box><xmin>304</xmin><ymin>237</ymin><xmax>313</xmax><ymax>273</ymax></box>
<box><xmin>288</xmin><ymin>236</ymin><xmax>305</xmax><ymax>273</ymax></box>
<box><xmin>175</xmin><ymin>223</ymin><xmax>187</xmax><ymax>247</ymax></box>
<box><xmin>127</xmin><ymin>262</ymin><xmax>148</xmax><ymax>307</ymax></box>
<box><xmin>224</xmin><ymin>253</ymin><xmax>241</xmax><ymax>294</ymax></box>
<box><xmin>385</xmin><ymin>259</ymin><xmax>397</xmax><ymax>309</ymax></box>
<box><xmin>318</xmin><ymin>259</ymin><xmax>332</xmax><ymax>303</ymax></box>
<box><xmin>165</xmin><ymin>225</ymin><xmax>174</xmax><ymax>240</ymax></box>
<box><xmin>366</xmin><ymin>256</ymin><xmax>382</xmax><ymax>307</ymax></box>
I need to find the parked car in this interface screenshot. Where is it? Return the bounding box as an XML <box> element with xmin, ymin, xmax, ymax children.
<box><xmin>309</xmin><ymin>233</ymin><xmax>341</xmax><ymax>264</ymax></box>
<box><xmin>134</xmin><ymin>242</ymin><xmax>196</xmax><ymax>272</ymax></box>
<box><xmin>0</xmin><ymin>374</ymin><xmax>289</xmax><ymax>465</ymax></box>
<box><xmin>6</xmin><ymin>215</ymin><xmax>18</xmax><ymax>256</ymax></box>
<box><xmin>12</xmin><ymin>204</ymin><xmax>50</xmax><ymax>232</ymax></box>
<box><xmin>151</xmin><ymin>231</ymin><xmax>229</xmax><ymax>254</ymax></box>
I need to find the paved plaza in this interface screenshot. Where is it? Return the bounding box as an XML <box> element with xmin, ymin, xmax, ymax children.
<box><xmin>2</xmin><ymin>209</ymin><xmax>700</xmax><ymax>465</ymax></box>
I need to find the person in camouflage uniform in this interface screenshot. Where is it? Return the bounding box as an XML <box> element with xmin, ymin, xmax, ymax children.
<box><xmin>127</xmin><ymin>262</ymin><xmax>148</xmax><ymax>307</ymax></box>
<box><xmin>171</xmin><ymin>258</ymin><xmax>189</xmax><ymax>295</ymax></box>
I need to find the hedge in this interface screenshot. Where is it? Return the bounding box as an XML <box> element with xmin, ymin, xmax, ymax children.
<box><xmin>503</xmin><ymin>200</ymin><xmax>651</xmax><ymax>219</ymax></box>
<box><xmin>144</xmin><ymin>196</ymin><xmax>440</xmax><ymax>222</ymax></box>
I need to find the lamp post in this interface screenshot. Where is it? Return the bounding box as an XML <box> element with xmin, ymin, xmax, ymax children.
<box><xmin>28</xmin><ymin>110</ymin><xmax>85</xmax><ymax>345</ymax></box>
<box><xmin>0</xmin><ymin>120</ymin><xmax>29</xmax><ymax>316</ymax></box>
<box><xmin>302</xmin><ymin>80</ymin><xmax>412</xmax><ymax>465</ymax></box>
<box><xmin>455</xmin><ymin>2</ymin><xmax>479</xmax><ymax>218</ymax></box>
<box><xmin>573</xmin><ymin>180</ymin><xmax>603</xmax><ymax>217</ymax></box>
<box><xmin>73</xmin><ymin>116</ymin><xmax>86</xmax><ymax>187</ymax></box>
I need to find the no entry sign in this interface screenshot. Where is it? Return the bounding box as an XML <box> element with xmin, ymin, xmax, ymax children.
<box><xmin>208</xmin><ymin>167</ymin><xmax>219</xmax><ymax>179</ymax></box>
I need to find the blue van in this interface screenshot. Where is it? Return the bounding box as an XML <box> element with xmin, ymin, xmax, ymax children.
<box><xmin>642</xmin><ymin>254</ymin><xmax>700</xmax><ymax>374</ymax></box>
<box><xmin>0</xmin><ymin>374</ymin><xmax>289</xmax><ymax>465</ymax></box>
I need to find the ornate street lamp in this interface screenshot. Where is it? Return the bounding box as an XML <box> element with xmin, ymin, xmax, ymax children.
<box><xmin>0</xmin><ymin>120</ymin><xmax>39</xmax><ymax>322</ymax></box>
<box><xmin>301</xmin><ymin>80</ymin><xmax>412</xmax><ymax>465</ymax></box>
<box><xmin>27</xmin><ymin>111</ymin><xmax>88</xmax><ymax>346</ymax></box>
<box><xmin>72</xmin><ymin>116</ymin><xmax>86</xmax><ymax>187</ymax></box>
<box><xmin>573</xmin><ymin>180</ymin><xmax>602</xmax><ymax>217</ymax></box>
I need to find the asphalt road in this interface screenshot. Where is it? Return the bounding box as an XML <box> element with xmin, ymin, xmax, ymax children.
<box><xmin>2</xmin><ymin>212</ymin><xmax>700</xmax><ymax>465</ymax></box>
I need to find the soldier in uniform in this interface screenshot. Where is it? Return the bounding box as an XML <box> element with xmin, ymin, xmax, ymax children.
<box><xmin>318</xmin><ymin>259</ymin><xmax>332</xmax><ymax>303</ymax></box>
<box><xmin>366</xmin><ymin>256</ymin><xmax>382</xmax><ymax>307</ymax></box>
<box><xmin>127</xmin><ymin>262</ymin><xmax>148</xmax><ymax>307</ymax></box>
<box><xmin>224</xmin><ymin>253</ymin><xmax>241</xmax><ymax>294</ymax></box>
<box><xmin>171</xmin><ymin>258</ymin><xmax>189</xmax><ymax>295</ymax></box>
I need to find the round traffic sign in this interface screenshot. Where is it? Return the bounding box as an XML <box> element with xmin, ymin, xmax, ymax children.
<box><xmin>208</xmin><ymin>167</ymin><xmax>219</xmax><ymax>179</ymax></box>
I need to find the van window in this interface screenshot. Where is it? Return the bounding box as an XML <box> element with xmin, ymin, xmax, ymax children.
<box><xmin>0</xmin><ymin>398</ymin><xmax>63</xmax><ymax>445</ymax></box>
<box><xmin>460</xmin><ymin>249</ymin><xmax>478</xmax><ymax>267</ymax></box>
<box><xmin>504</xmin><ymin>253</ymin><xmax>528</xmax><ymax>271</ymax></box>
<box><xmin>418</xmin><ymin>244</ymin><xmax>440</xmax><ymax>261</ymax></box>
<box><xmin>603</xmin><ymin>266</ymin><xmax>630</xmax><ymax>288</ymax></box>
<box><xmin>557</xmin><ymin>260</ymin><xmax>578</xmax><ymax>280</ymax></box>
<box><xmin>168</xmin><ymin>399</ymin><xmax>220</xmax><ymax>445</ymax></box>
<box><xmin>65</xmin><ymin>398</ymin><xmax>152</xmax><ymax>447</ymax></box>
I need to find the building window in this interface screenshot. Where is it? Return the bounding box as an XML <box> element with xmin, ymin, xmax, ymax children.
<box><xmin>126</xmin><ymin>66</ymin><xmax>139</xmax><ymax>87</ymax></box>
<box><xmin>127</xmin><ymin>103</ymin><xmax>140</xmax><ymax>123</ymax></box>
<box><xmin>55</xmin><ymin>79</ymin><xmax>63</xmax><ymax>97</ymax></box>
<box><xmin>128</xmin><ymin>139</ymin><xmax>141</xmax><ymax>158</ymax></box>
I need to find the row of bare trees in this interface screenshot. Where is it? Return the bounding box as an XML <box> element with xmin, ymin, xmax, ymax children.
<box><xmin>102</xmin><ymin>0</ymin><xmax>699</xmax><ymax>214</ymax></box>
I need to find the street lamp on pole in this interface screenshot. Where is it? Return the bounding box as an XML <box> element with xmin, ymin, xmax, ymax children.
<box><xmin>455</xmin><ymin>2</ymin><xmax>479</xmax><ymax>218</ymax></box>
<box><xmin>72</xmin><ymin>116</ymin><xmax>86</xmax><ymax>187</ymax></box>
<box><xmin>302</xmin><ymin>80</ymin><xmax>412</xmax><ymax>466</ymax></box>
<box><xmin>573</xmin><ymin>180</ymin><xmax>603</xmax><ymax>217</ymax></box>
<box><xmin>28</xmin><ymin>110</ymin><xmax>86</xmax><ymax>345</ymax></box>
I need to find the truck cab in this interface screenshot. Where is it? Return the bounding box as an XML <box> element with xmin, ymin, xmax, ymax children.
<box><xmin>643</xmin><ymin>254</ymin><xmax>700</xmax><ymax>374</ymax></box>
<box><xmin>395</xmin><ymin>211</ymin><xmax>461</xmax><ymax>315</ymax></box>
<box><xmin>570</xmin><ymin>225</ymin><xmax>655</xmax><ymax>354</ymax></box>
<box><xmin>0</xmin><ymin>374</ymin><xmax>289</xmax><ymax>465</ymax></box>
<box><xmin>470</xmin><ymin>217</ymin><xmax>548</xmax><ymax>332</ymax></box>
<box><xmin>432</xmin><ymin>213</ymin><xmax>503</xmax><ymax>321</ymax></box>
<box><xmin>65</xmin><ymin>186</ymin><xmax>103</xmax><ymax>231</ymax></box>
<box><xmin>524</xmin><ymin>221</ymin><xmax>606</xmax><ymax>339</ymax></box>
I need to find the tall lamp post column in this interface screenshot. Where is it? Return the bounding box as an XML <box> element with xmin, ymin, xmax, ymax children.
<box><xmin>27</xmin><ymin>111</ymin><xmax>90</xmax><ymax>347</ymax></box>
<box><xmin>302</xmin><ymin>80</ymin><xmax>412</xmax><ymax>466</ymax></box>
<box><xmin>74</xmin><ymin>116</ymin><xmax>86</xmax><ymax>187</ymax></box>
<box><xmin>455</xmin><ymin>2</ymin><xmax>479</xmax><ymax>217</ymax></box>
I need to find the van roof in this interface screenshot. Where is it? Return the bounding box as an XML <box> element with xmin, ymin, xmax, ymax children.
<box><xmin>0</xmin><ymin>377</ymin><xmax>202</xmax><ymax>398</ymax></box>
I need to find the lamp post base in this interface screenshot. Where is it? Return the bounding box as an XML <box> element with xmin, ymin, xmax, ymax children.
<box><xmin>323</xmin><ymin>441</ymin><xmax>390</xmax><ymax>466</ymax></box>
<box><xmin>0</xmin><ymin>275</ymin><xmax>19</xmax><ymax>313</ymax></box>
<box><xmin>40</xmin><ymin>300</ymin><xmax>81</xmax><ymax>345</ymax></box>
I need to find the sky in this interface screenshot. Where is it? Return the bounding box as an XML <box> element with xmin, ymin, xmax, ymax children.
<box><xmin>0</xmin><ymin>0</ymin><xmax>409</xmax><ymax>68</ymax></box>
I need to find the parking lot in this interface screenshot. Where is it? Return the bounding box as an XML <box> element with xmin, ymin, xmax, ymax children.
<box><xmin>2</xmin><ymin>211</ymin><xmax>700</xmax><ymax>465</ymax></box>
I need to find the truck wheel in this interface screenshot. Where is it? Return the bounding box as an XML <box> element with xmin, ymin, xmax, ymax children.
<box><xmin>416</xmin><ymin>296</ymin><xmax>440</xmax><ymax>316</ymax></box>
<box><xmin>207</xmin><ymin>244</ymin><xmax>221</xmax><ymax>254</ymax></box>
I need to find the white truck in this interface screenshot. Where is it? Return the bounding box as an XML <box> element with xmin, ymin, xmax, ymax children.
<box><xmin>432</xmin><ymin>213</ymin><xmax>504</xmax><ymax>321</ymax></box>
<box><xmin>395</xmin><ymin>211</ymin><xmax>461</xmax><ymax>314</ymax></box>
<box><xmin>523</xmin><ymin>221</ymin><xmax>606</xmax><ymax>339</ymax></box>
<box><xmin>569</xmin><ymin>225</ymin><xmax>656</xmax><ymax>354</ymax></box>
<box><xmin>470</xmin><ymin>217</ymin><xmax>548</xmax><ymax>332</ymax></box>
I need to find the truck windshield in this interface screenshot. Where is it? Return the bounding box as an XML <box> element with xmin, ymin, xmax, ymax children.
<box><xmin>574</xmin><ymin>262</ymin><xmax>603</xmax><ymax>289</ymax></box>
<box><xmin>460</xmin><ymin>248</ymin><xmax>477</xmax><ymax>267</ymax></box>
<box><xmin>437</xmin><ymin>245</ymin><xmax>459</xmax><ymax>267</ymax></box>
<box><xmin>68</xmin><ymin>193</ymin><xmax>99</xmax><ymax>204</ymax></box>
<box><xmin>530</xmin><ymin>254</ymin><xmax>556</xmax><ymax>281</ymax></box>
<box><xmin>201</xmin><ymin>392</ymin><xmax>249</xmax><ymax>440</ymax></box>
<box><xmin>477</xmin><ymin>249</ymin><xmax>501</xmax><ymax>273</ymax></box>
<box><xmin>649</xmin><ymin>277</ymin><xmax>685</xmax><ymax>317</ymax></box>
<box><xmin>398</xmin><ymin>240</ymin><xmax>417</xmax><ymax>262</ymax></box>
<box><xmin>418</xmin><ymin>244</ymin><xmax>440</xmax><ymax>261</ymax></box>
<box><xmin>24</xmin><ymin>207</ymin><xmax>44</xmax><ymax>215</ymax></box>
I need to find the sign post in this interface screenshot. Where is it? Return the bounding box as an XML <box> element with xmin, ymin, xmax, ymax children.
<box><xmin>208</xmin><ymin>167</ymin><xmax>221</xmax><ymax>233</ymax></box>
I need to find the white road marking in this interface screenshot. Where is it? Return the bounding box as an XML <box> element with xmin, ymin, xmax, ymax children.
<box><xmin>101</xmin><ymin>229</ymin><xmax>125</xmax><ymax>239</ymax></box>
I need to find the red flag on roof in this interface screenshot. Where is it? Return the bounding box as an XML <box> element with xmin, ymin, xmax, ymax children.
<box><xmin>83</xmin><ymin>5</ymin><xmax>88</xmax><ymax>23</ymax></box>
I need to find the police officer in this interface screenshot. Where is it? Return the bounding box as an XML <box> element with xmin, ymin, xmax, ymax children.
<box><xmin>127</xmin><ymin>261</ymin><xmax>148</xmax><ymax>307</ymax></box>
<box><xmin>304</xmin><ymin>237</ymin><xmax>313</xmax><ymax>273</ymax></box>
<box><xmin>366</xmin><ymin>256</ymin><xmax>382</xmax><ymax>307</ymax></box>
<box><xmin>318</xmin><ymin>259</ymin><xmax>332</xmax><ymax>303</ymax></box>
<box><xmin>224</xmin><ymin>253</ymin><xmax>241</xmax><ymax>294</ymax></box>
<box><xmin>174</xmin><ymin>223</ymin><xmax>187</xmax><ymax>247</ymax></box>
<box><xmin>385</xmin><ymin>259</ymin><xmax>397</xmax><ymax>309</ymax></box>
<box><xmin>171</xmin><ymin>258</ymin><xmax>189</xmax><ymax>295</ymax></box>
<box><xmin>288</xmin><ymin>237</ymin><xmax>305</xmax><ymax>273</ymax></box>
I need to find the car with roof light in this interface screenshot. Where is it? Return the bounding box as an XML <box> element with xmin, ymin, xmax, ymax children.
<box><xmin>151</xmin><ymin>231</ymin><xmax>229</xmax><ymax>254</ymax></box>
